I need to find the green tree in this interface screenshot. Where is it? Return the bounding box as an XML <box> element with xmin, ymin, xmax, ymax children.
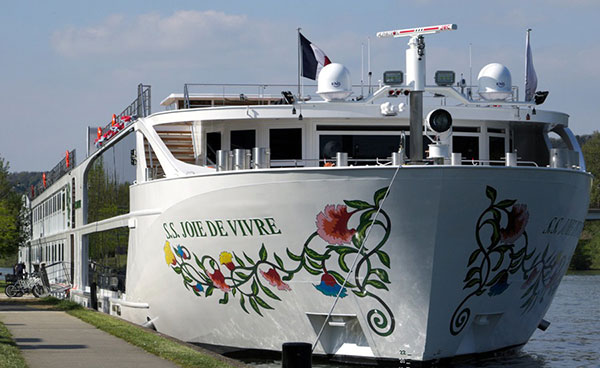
<box><xmin>0</xmin><ymin>156</ymin><xmax>22</xmax><ymax>259</ymax></box>
<box><xmin>582</xmin><ymin>131</ymin><xmax>600</xmax><ymax>208</ymax></box>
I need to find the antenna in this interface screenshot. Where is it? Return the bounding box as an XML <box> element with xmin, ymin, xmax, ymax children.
<box><xmin>377</xmin><ymin>23</ymin><xmax>457</xmax><ymax>162</ymax></box>
<box><xmin>469</xmin><ymin>43</ymin><xmax>472</xmax><ymax>98</ymax></box>
<box><xmin>367</xmin><ymin>37</ymin><xmax>372</xmax><ymax>94</ymax></box>
<box><xmin>361</xmin><ymin>43</ymin><xmax>364</xmax><ymax>97</ymax></box>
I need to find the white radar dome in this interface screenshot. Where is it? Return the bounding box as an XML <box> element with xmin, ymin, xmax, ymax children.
<box><xmin>317</xmin><ymin>63</ymin><xmax>353</xmax><ymax>101</ymax></box>
<box><xmin>477</xmin><ymin>63</ymin><xmax>512</xmax><ymax>100</ymax></box>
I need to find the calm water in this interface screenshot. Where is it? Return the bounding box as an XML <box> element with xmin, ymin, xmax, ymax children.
<box><xmin>0</xmin><ymin>267</ymin><xmax>12</xmax><ymax>280</ymax></box>
<box><xmin>244</xmin><ymin>274</ymin><xmax>600</xmax><ymax>368</ymax></box>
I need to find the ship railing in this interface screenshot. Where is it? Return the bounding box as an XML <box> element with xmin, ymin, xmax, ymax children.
<box><xmin>89</xmin><ymin>261</ymin><xmax>126</xmax><ymax>293</ymax></box>
<box><xmin>182</xmin><ymin>83</ymin><xmax>382</xmax><ymax>109</ymax></box>
<box><xmin>88</xmin><ymin>83</ymin><xmax>151</xmax><ymax>157</ymax></box>
<box><xmin>270</xmin><ymin>157</ymin><xmax>542</xmax><ymax>168</ymax></box>
<box><xmin>32</xmin><ymin>149</ymin><xmax>76</xmax><ymax>199</ymax></box>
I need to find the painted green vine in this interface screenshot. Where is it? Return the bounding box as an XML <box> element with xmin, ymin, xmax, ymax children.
<box><xmin>164</xmin><ymin>187</ymin><xmax>395</xmax><ymax>336</ymax></box>
<box><xmin>450</xmin><ymin>185</ymin><xmax>566</xmax><ymax>336</ymax></box>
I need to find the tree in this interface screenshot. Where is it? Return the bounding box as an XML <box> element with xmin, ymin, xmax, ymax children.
<box><xmin>582</xmin><ymin>131</ymin><xmax>600</xmax><ymax>208</ymax></box>
<box><xmin>0</xmin><ymin>156</ymin><xmax>22</xmax><ymax>259</ymax></box>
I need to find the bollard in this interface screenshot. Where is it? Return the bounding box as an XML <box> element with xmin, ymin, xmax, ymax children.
<box><xmin>336</xmin><ymin>152</ymin><xmax>348</xmax><ymax>167</ymax></box>
<box><xmin>216</xmin><ymin>150</ymin><xmax>232</xmax><ymax>171</ymax></box>
<box><xmin>505</xmin><ymin>152</ymin><xmax>517</xmax><ymax>167</ymax></box>
<box><xmin>282</xmin><ymin>342</ymin><xmax>312</xmax><ymax>368</ymax></box>
<box><xmin>252</xmin><ymin>147</ymin><xmax>271</xmax><ymax>169</ymax></box>
<box><xmin>90</xmin><ymin>282</ymin><xmax>98</xmax><ymax>310</ymax></box>
<box><xmin>451</xmin><ymin>152</ymin><xmax>462</xmax><ymax>166</ymax></box>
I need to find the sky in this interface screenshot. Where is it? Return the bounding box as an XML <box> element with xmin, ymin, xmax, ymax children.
<box><xmin>1</xmin><ymin>0</ymin><xmax>599</xmax><ymax>172</ymax></box>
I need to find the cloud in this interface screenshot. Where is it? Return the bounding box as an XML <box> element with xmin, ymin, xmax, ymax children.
<box><xmin>52</xmin><ymin>10</ymin><xmax>250</xmax><ymax>57</ymax></box>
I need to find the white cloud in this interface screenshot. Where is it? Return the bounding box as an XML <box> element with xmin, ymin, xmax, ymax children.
<box><xmin>52</xmin><ymin>10</ymin><xmax>252</xmax><ymax>58</ymax></box>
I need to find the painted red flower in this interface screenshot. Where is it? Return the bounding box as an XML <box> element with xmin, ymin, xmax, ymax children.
<box><xmin>208</xmin><ymin>269</ymin><xmax>231</xmax><ymax>292</ymax></box>
<box><xmin>316</xmin><ymin>205</ymin><xmax>356</xmax><ymax>245</ymax></box>
<box><xmin>260</xmin><ymin>268</ymin><xmax>291</xmax><ymax>291</ymax></box>
<box><xmin>500</xmin><ymin>204</ymin><xmax>529</xmax><ymax>244</ymax></box>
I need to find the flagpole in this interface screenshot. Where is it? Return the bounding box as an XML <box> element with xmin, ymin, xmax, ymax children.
<box><xmin>525</xmin><ymin>28</ymin><xmax>531</xmax><ymax>101</ymax></box>
<box><xmin>297</xmin><ymin>28</ymin><xmax>301</xmax><ymax>99</ymax></box>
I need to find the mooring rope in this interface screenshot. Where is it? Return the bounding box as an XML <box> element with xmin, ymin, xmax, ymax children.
<box><xmin>311</xmin><ymin>163</ymin><xmax>403</xmax><ymax>353</ymax></box>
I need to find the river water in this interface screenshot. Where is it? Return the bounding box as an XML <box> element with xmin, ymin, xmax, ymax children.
<box><xmin>244</xmin><ymin>274</ymin><xmax>600</xmax><ymax>368</ymax></box>
<box><xmin>0</xmin><ymin>267</ymin><xmax>12</xmax><ymax>280</ymax></box>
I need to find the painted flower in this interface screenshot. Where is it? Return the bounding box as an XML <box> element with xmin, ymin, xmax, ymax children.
<box><xmin>260</xmin><ymin>268</ymin><xmax>291</xmax><ymax>291</ymax></box>
<box><xmin>176</xmin><ymin>245</ymin><xmax>189</xmax><ymax>260</ymax></box>
<box><xmin>500</xmin><ymin>204</ymin><xmax>529</xmax><ymax>244</ymax></box>
<box><xmin>164</xmin><ymin>241</ymin><xmax>177</xmax><ymax>266</ymax></box>
<box><xmin>316</xmin><ymin>204</ymin><xmax>356</xmax><ymax>245</ymax></box>
<box><xmin>488</xmin><ymin>272</ymin><xmax>510</xmax><ymax>296</ymax></box>
<box><xmin>208</xmin><ymin>269</ymin><xmax>231</xmax><ymax>292</ymax></box>
<box><xmin>314</xmin><ymin>272</ymin><xmax>347</xmax><ymax>298</ymax></box>
<box><xmin>192</xmin><ymin>283</ymin><xmax>204</xmax><ymax>293</ymax></box>
<box><xmin>219</xmin><ymin>251</ymin><xmax>235</xmax><ymax>271</ymax></box>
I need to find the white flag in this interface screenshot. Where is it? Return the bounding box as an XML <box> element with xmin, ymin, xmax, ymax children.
<box><xmin>525</xmin><ymin>29</ymin><xmax>537</xmax><ymax>102</ymax></box>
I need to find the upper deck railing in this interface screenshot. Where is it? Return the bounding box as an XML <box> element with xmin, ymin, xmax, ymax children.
<box><xmin>32</xmin><ymin>149</ymin><xmax>76</xmax><ymax>199</ymax></box>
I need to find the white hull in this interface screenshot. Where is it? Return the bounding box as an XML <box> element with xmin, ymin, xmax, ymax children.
<box><xmin>119</xmin><ymin>166</ymin><xmax>590</xmax><ymax>362</ymax></box>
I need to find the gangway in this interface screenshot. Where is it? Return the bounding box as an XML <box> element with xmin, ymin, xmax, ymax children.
<box><xmin>40</xmin><ymin>261</ymin><xmax>72</xmax><ymax>298</ymax></box>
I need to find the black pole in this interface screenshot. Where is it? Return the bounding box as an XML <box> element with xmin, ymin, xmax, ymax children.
<box><xmin>282</xmin><ymin>342</ymin><xmax>312</xmax><ymax>368</ymax></box>
<box><xmin>409</xmin><ymin>91</ymin><xmax>423</xmax><ymax>162</ymax></box>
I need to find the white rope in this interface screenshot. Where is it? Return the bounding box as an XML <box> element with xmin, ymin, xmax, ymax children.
<box><xmin>311</xmin><ymin>164</ymin><xmax>402</xmax><ymax>353</ymax></box>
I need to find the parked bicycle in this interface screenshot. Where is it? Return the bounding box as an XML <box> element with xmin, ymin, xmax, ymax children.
<box><xmin>4</xmin><ymin>272</ymin><xmax>48</xmax><ymax>298</ymax></box>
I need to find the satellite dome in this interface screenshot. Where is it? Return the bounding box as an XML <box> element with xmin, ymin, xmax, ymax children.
<box><xmin>317</xmin><ymin>63</ymin><xmax>353</xmax><ymax>101</ymax></box>
<box><xmin>477</xmin><ymin>63</ymin><xmax>512</xmax><ymax>100</ymax></box>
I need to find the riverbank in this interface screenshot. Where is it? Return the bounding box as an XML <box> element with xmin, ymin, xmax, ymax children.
<box><xmin>0</xmin><ymin>296</ymin><xmax>247</xmax><ymax>368</ymax></box>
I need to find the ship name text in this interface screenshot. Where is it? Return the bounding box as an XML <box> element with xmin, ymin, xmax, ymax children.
<box><xmin>162</xmin><ymin>217</ymin><xmax>282</xmax><ymax>239</ymax></box>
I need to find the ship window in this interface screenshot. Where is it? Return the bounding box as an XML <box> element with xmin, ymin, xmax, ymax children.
<box><xmin>86</xmin><ymin>132</ymin><xmax>136</xmax><ymax>224</ymax></box>
<box><xmin>489</xmin><ymin>136</ymin><xmax>505</xmax><ymax>165</ymax></box>
<box><xmin>454</xmin><ymin>127</ymin><xmax>480</xmax><ymax>133</ymax></box>
<box><xmin>270</xmin><ymin>128</ymin><xmax>302</xmax><ymax>160</ymax></box>
<box><xmin>319</xmin><ymin>135</ymin><xmax>402</xmax><ymax>165</ymax></box>
<box><xmin>453</xmin><ymin>136</ymin><xmax>479</xmax><ymax>160</ymax></box>
<box><xmin>206</xmin><ymin>132</ymin><xmax>221</xmax><ymax>165</ymax></box>
<box><xmin>231</xmin><ymin>130</ymin><xmax>256</xmax><ymax>150</ymax></box>
<box><xmin>86</xmin><ymin>227</ymin><xmax>128</xmax><ymax>292</ymax></box>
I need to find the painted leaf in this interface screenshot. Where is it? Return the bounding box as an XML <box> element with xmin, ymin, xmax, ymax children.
<box><xmin>338</xmin><ymin>253</ymin><xmax>350</xmax><ymax>273</ymax></box>
<box><xmin>249</xmin><ymin>297</ymin><xmax>263</xmax><ymax>316</ymax></box>
<box><xmin>219</xmin><ymin>293</ymin><xmax>229</xmax><ymax>304</ymax></box>
<box><xmin>233</xmin><ymin>253</ymin><xmax>246</xmax><ymax>268</ymax></box>
<box><xmin>205</xmin><ymin>285</ymin><xmax>214</xmax><ymax>297</ymax></box>
<box><xmin>183</xmin><ymin>275</ymin><xmax>193</xmax><ymax>283</ymax></box>
<box><xmin>485</xmin><ymin>270</ymin><xmax>508</xmax><ymax>287</ymax></box>
<box><xmin>173</xmin><ymin>267</ymin><xmax>182</xmax><ymax>274</ymax></box>
<box><xmin>286</xmin><ymin>248</ymin><xmax>302</xmax><ymax>261</ymax></box>
<box><xmin>303</xmin><ymin>265</ymin><xmax>323</xmax><ymax>276</ymax></box>
<box><xmin>305</xmin><ymin>247</ymin><xmax>328</xmax><ymax>261</ymax></box>
<box><xmin>492</xmin><ymin>253</ymin><xmax>505</xmax><ymax>271</ymax></box>
<box><xmin>352</xmin><ymin>289</ymin><xmax>368</xmax><ymax>297</ymax></box>
<box><xmin>359</xmin><ymin>209</ymin><xmax>376</xmax><ymax>225</ymax></box>
<box><xmin>376</xmin><ymin>250</ymin><xmax>391</xmax><ymax>268</ymax></box>
<box><xmin>240</xmin><ymin>294</ymin><xmax>249</xmax><ymax>314</ymax></box>
<box><xmin>496</xmin><ymin>199</ymin><xmax>517</xmax><ymax>209</ymax></box>
<box><xmin>274</xmin><ymin>253</ymin><xmax>284</xmax><ymax>269</ymax></box>
<box><xmin>463</xmin><ymin>278</ymin><xmax>480</xmax><ymax>289</ymax></box>
<box><xmin>282</xmin><ymin>272</ymin><xmax>294</xmax><ymax>281</ymax></box>
<box><xmin>235</xmin><ymin>271</ymin><xmax>250</xmax><ymax>280</ymax></box>
<box><xmin>468</xmin><ymin>249</ymin><xmax>481</xmax><ymax>266</ymax></box>
<box><xmin>232</xmin><ymin>288</ymin><xmax>237</xmax><ymax>296</ymax></box>
<box><xmin>373</xmin><ymin>187</ymin><xmax>388</xmax><ymax>207</ymax></box>
<box><xmin>366</xmin><ymin>279</ymin><xmax>389</xmax><ymax>291</ymax></box>
<box><xmin>209</xmin><ymin>259</ymin><xmax>217</xmax><ymax>269</ymax></box>
<box><xmin>463</xmin><ymin>267</ymin><xmax>480</xmax><ymax>282</ymax></box>
<box><xmin>259</xmin><ymin>282</ymin><xmax>281</xmax><ymax>301</ymax></box>
<box><xmin>328</xmin><ymin>270</ymin><xmax>356</xmax><ymax>288</ymax></box>
<box><xmin>255</xmin><ymin>296</ymin><xmax>274</xmax><ymax>310</ymax></box>
<box><xmin>344</xmin><ymin>199</ymin><xmax>371</xmax><ymax>210</ymax></box>
<box><xmin>491</xmin><ymin>208</ymin><xmax>501</xmax><ymax>223</ymax></box>
<box><xmin>475</xmin><ymin>289</ymin><xmax>486</xmax><ymax>296</ymax></box>
<box><xmin>259</xmin><ymin>244</ymin><xmax>268</xmax><ymax>261</ymax></box>
<box><xmin>328</xmin><ymin>245</ymin><xmax>358</xmax><ymax>255</ymax></box>
<box><xmin>486</xmin><ymin>186</ymin><xmax>497</xmax><ymax>202</ymax></box>
<box><xmin>371</xmin><ymin>268</ymin><xmax>390</xmax><ymax>283</ymax></box>
<box><xmin>194</xmin><ymin>255</ymin><xmax>206</xmax><ymax>271</ymax></box>
<box><xmin>243</xmin><ymin>252</ymin><xmax>256</xmax><ymax>265</ymax></box>
<box><xmin>306</xmin><ymin>256</ymin><xmax>323</xmax><ymax>270</ymax></box>
<box><xmin>251</xmin><ymin>280</ymin><xmax>259</xmax><ymax>295</ymax></box>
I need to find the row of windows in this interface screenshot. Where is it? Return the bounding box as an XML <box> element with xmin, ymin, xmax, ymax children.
<box><xmin>32</xmin><ymin>241</ymin><xmax>66</xmax><ymax>264</ymax></box>
<box><xmin>33</xmin><ymin>190</ymin><xmax>66</xmax><ymax>223</ymax></box>
<box><xmin>205</xmin><ymin>127</ymin><xmax>507</xmax><ymax>165</ymax></box>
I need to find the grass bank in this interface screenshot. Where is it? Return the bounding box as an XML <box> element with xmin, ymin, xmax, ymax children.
<box><xmin>0</xmin><ymin>320</ymin><xmax>27</xmax><ymax>368</ymax></box>
<box><xmin>0</xmin><ymin>280</ymin><xmax>5</xmax><ymax>295</ymax></box>
<box><xmin>38</xmin><ymin>297</ymin><xmax>243</xmax><ymax>368</ymax></box>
